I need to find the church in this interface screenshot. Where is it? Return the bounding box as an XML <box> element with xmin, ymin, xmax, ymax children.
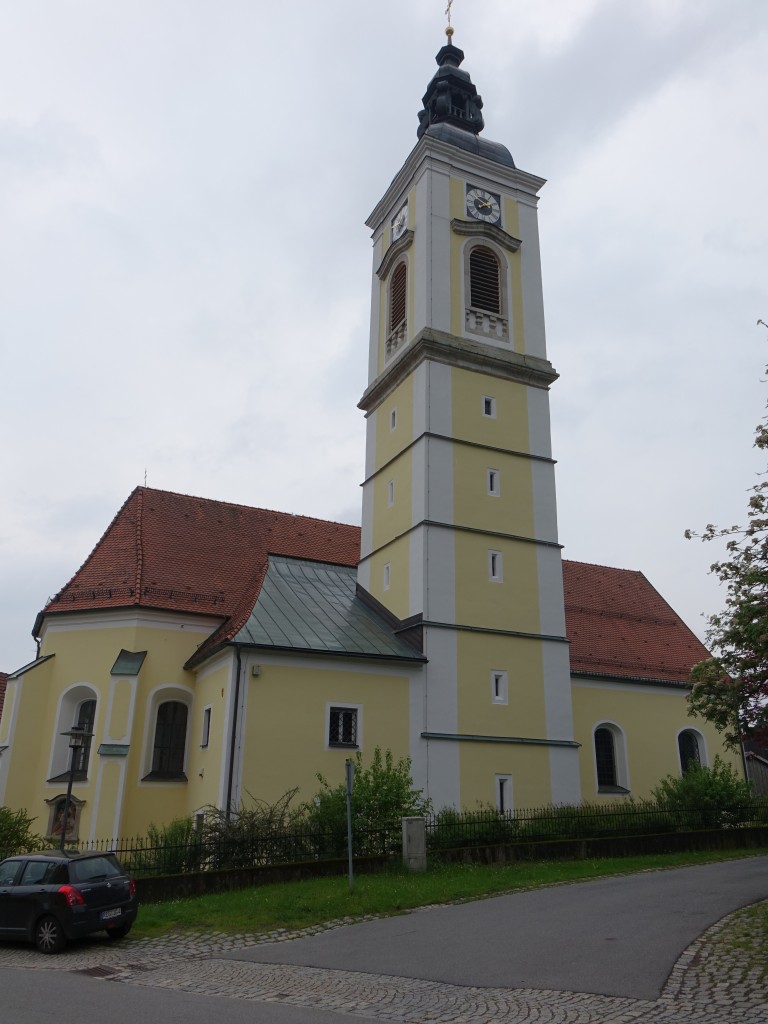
<box><xmin>0</xmin><ymin>35</ymin><xmax>740</xmax><ymax>844</ymax></box>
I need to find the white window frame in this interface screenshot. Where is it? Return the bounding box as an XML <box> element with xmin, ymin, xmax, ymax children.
<box><xmin>48</xmin><ymin>684</ymin><xmax>99</xmax><ymax>782</ymax></box>
<box><xmin>483</xmin><ymin>395</ymin><xmax>496</xmax><ymax>418</ymax></box>
<box><xmin>487</xmin><ymin>468</ymin><xmax>500</xmax><ymax>496</ymax></box>
<box><xmin>325</xmin><ymin>702</ymin><xmax>362</xmax><ymax>751</ymax></box>
<box><xmin>488</xmin><ymin>550</ymin><xmax>503</xmax><ymax>582</ymax></box>
<box><xmin>491</xmin><ymin>670</ymin><xmax>508</xmax><ymax>705</ymax></box>
<box><xmin>140</xmin><ymin>685</ymin><xmax>193</xmax><ymax>782</ymax></box>
<box><xmin>495</xmin><ymin>774</ymin><xmax>513</xmax><ymax>814</ymax></box>
<box><xmin>593</xmin><ymin>721</ymin><xmax>630</xmax><ymax>794</ymax></box>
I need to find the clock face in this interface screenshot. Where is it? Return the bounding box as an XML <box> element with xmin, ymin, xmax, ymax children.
<box><xmin>466</xmin><ymin>186</ymin><xmax>501</xmax><ymax>225</ymax></box>
<box><xmin>391</xmin><ymin>202</ymin><xmax>408</xmax><ymax>240</ymax></box>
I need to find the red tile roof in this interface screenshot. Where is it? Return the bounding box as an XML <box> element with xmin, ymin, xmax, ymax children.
<box><xmin>0</xmin><ymin>672</ymin><xmax>7</xmax><ymax>721</ymax></box>
<box><xmin>37</xmin><ymin>488</ymin><xmax>708</xmax><ymax>684</ymax></box>
<box><xmin>38</xmin><ymin>487</ymin><xmax>361</xmax><ymax>663</ymax></box>
<box><xmin>563</xmin><ymin>559</ymin><xmax>710</xmax><ymax>684</ymax></box>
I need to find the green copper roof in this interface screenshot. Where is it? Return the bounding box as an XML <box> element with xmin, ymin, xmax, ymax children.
<box><xmin>233</xmin><ymin>557</ymin><xmax>424</xmax><ymax>661</ymax></box>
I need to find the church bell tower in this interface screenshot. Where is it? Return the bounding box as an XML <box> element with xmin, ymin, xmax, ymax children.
<box><xmin>358</xmin><ymin>34</ymin><xmax>580</xmax><ymax>809</ymax></box>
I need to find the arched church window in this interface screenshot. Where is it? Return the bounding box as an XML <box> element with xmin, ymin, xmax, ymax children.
<box><xmin>678</xmin><ymin>730</ymin><xmax>702</xmax><ymax>774</ymax></box>
<box><xmin>469</xmin><ymin>246</ymin><xmax>500</xmax><ymax>314</ymax></box>
<box><xmin>151</xmin><ymin>701</ymin><xmax>188</xmax><ymax>778</ymax></box>
<box><xmin>390</xmin><ymin>262</ymin><xmax>407</xmax><ymax>332</ymax></box>
<box><xmin>594</xmin><ymin>727</ymin><xmax>617</xmax><ymax>788</ymax></box>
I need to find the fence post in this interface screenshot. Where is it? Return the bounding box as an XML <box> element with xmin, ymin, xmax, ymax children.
<box><xmin>402</xmin><ymin>816</ymin><xmax>427</xmax><ymax>873</ymax></box>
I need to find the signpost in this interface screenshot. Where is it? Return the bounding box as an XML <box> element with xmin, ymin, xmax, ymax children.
<box><xmin>345</xmin><ymin>757</ymin><xmax>355</xmax><ymax>892</ymax></box>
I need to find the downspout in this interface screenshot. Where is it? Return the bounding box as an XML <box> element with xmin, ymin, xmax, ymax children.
<box><xmin>225</xmin><ymin>645</ymin><xmax>243</xmax><ymax>821</ymax></box>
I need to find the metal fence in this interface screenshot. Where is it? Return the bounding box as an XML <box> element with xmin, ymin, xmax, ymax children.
<box><xmin>425</xmin><ymin>800</ymin><xmax>768</xmax><ymax>851</ymax></box>
<box><xmin>59</xmin><ymin>799</ymin><xmax>768</xmax><ymax>878</ymax></box>
<box><xmin>79</xmin><ymin>821</ymin><xmax>402</xmax><ymax>878</ymax></box>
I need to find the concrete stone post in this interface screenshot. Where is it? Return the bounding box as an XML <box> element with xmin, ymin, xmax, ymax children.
<box><xmin>402</xmin><ymin>815</ymin><xmax>427</xmax><ymax>872</ymax></box>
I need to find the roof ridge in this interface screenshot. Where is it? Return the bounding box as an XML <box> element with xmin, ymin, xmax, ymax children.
<box><xmin>137</xmin><ymin>485</ymin><xmax>359</xmax><ymax>531</ymax></box>
<box><xmin>134</xmin><ymin>487</ymin><xmax>145</xmax><ymax>600</ymax></box>
<box><xmin>563</xmin><ymin>558</ymin><xmax>644</xmax><ymax>575</ymax></box>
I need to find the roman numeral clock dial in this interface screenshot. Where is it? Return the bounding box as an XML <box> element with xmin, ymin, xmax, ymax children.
<box><xmin>466</xmin><ymin>185</ymin><xmax>501</xmax><ymax>224</ymax></box>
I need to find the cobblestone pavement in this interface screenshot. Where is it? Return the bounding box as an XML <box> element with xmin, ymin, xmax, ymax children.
<box><xmin>2</xmin><ymin>900</ymin><xmax>767</xmax><ymax>1023</ymax></box>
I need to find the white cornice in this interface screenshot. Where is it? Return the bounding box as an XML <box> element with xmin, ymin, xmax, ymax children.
<box><xmin>39</xmin><ymin>607</ymin><xmax>218</xmax><ymax>637</ymax></box>
<box><xmin>367</xmin><ymin>135</ymin><xmax>546</xmax><ymax>232</ymax></box>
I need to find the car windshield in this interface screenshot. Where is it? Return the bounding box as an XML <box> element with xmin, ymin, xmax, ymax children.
<box><xmin>70</xmin><ymin>855</ymin><xmax>124</xmax><ymax>882</ymax></box>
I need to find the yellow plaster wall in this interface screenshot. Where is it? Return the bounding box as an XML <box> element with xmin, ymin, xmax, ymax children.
<box><xmin>371</xmin><ymin>449</ymin><xmax>413</xmax><ymax>551</ymax></box>
<box><xmin>456</xmin><ymin>634</ymin><xmax>547</xmax><ymax>738</ymax></box>
<box><xmin>185</xmin><ymin>661</ymin><xmax>231</xmax><ymax>811</ymax></box>
<box><xmin>453</xmin><ymin>447</ymin><xmax>535</xmax><ymax>536</ymax></box>
<box><xmin>368</xmin><ymin>534</ymin><xmax>411</xmax><ymax>619</ymax></box>
<box><xmin>240</xmin><ymin>662</ymin><xmax>412</xmax><ymax>805</ymax></box>
<box><xmin>6</xmin><ymin>618</ymin><xmax>215</xmax><ymax>839</ymax></box>
<box><xmin>451</xmin><ymin>369</ymin><xmax>531</xmax><ymax>452</ymax></box>
<box><xmin>459</xmin><ymin>742</ymin><xmax>552</xmax><ymax>811</ymax></box>
<box><xmin>374</xmin><ymin>376</ymin><xmax>414</xmax><ymax>468</ymax></box>
<box><xmin>572</xmin><ymin>682</ymin><xmax>743</xmax><ymax>800</ymax></box>
<box><xmin>454</xmin><ymin>534</ymin><xmax>541</xmax><ymax>634</ymax></box>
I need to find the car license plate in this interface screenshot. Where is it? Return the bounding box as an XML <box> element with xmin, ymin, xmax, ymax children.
<box><xmin>100</xmin><ymin>908</ymin><xmax>122</xmax><ymax>921</ymax></box>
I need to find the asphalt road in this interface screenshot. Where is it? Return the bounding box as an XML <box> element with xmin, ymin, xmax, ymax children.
<box><xmin>224</xmin><ymin>856</ymin><xmax>768</xmax><ymax>1000</ymax></box>
<box><xmin>0</xmin><ymin>966</ymin><xmax>366</xmax><ymax>1024</ymax></box>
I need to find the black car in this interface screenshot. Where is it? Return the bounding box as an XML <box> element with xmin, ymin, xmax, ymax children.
<box><xmin>0</xmin><ymin>850</ymin><xmax>138</xmax><ymax>954</ymax></box>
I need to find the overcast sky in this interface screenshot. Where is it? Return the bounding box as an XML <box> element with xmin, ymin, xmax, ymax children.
<box><xmin>1</xmin><ymin>0</ymin><xmax>766</xmax><ymax>673</ymax></box>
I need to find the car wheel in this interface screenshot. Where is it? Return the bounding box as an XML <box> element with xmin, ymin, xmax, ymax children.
<box><xmin>106</xmin><ymin>922</ymin><xmax>132</xmax><ymax>940</ymax></box>
<box><xmin>35</xmin><ymin>915</ymin><xmax>66</xmax><ymax>954</ymax></box>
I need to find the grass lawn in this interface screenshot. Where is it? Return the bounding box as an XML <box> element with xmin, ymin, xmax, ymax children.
<box><xmin>133</xmin><ymin>846</ymin><xmax>768</xmax><ymax>940</ymax></box>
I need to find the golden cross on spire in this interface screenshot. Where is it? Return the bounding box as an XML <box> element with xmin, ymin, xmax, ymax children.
<box><xmin>445</xmin><ymin>0</ymin><xmax>453</xmax><ymax>29</ymax></box>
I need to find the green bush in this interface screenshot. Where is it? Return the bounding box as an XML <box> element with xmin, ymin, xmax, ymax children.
<box><xmin>428</xmin><ymin>805</ymin><xmax>520</xmax><ymax>851</ymax></box>
<box><xmin>304</xmin><ymin>747</ymin><xmax>431</xmax><ymax>857</ymax></box>
<box><xmin>140</xmin><ymin>816</ymin><xmax>203</xmax><ymax>875</ymax></box>
<box><xmin>651</xmin><ymin>756</ymin><xmax>755</xmax><ymax>828</ymax></box>
<box><xmin>0</xmin><ymin>805</ymin><xmax>44</xmax><ymax>858</ymax></box>
<box><xmin>200</xmin><ymin>789</ymin><xmax>309</xmax><ymax>869</ymax></box>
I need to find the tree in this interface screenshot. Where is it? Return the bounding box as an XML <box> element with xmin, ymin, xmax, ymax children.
<box><xmin>686</xmin><ymin>372</ymin><xmax>768</xmax><ymax>749</ymax></box>
<box><xmin>0</xmin><ymin>806</ymin><xmax>44</xmax><ymax>858</ymax></box>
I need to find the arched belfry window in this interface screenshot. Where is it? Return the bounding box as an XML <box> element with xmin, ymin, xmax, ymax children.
<box><xmin>464</xmin><ymin>243</ymin><xmax>509</xmax><ymax>341</ymax></box>
<box><xmin>470</xmin><ymin>246</ymin><xmax>500</xmax><ymax>314</ymax></box>
<box><xmin>387</xmin><ymin>261</ymin><xmax>407</xmax><ymax>357</ymax></box>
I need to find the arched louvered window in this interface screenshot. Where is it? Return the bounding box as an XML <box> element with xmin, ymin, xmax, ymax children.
<box><xmin>152</xmin><ymin>701</ymin><xmax>188</xmax><ymax>777</ymax></box>
<box><xmin>594</xmin><ymin>727</ymin><xmax>617</xmax><ymax>788</ymax></box>
<box><xmin>678</xmin><ymin>730</ymin><xmax>702</xmax><ymax>774</ymax></box>
<box><xmin>390</xmin><ymin>262</ymin><xmax>407</xmax><ymax>331</ymax></box>
<box><xmin>469</xmin><ymin>246</ymin><xmax>501</xmax><ymax>314</ymax></box>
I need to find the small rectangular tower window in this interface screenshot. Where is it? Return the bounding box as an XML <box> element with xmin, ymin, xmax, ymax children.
<box><xmin>390</xmin><ymin>408</ymin><xmax>397</xmax><ymax>431</ymax></box>
<box><xmin>488</xmin><ymin>550</ymin><xmax>503</xmax><ymax>582</ymax></box>
<box><xmin>383</xmin><ymin>562</ymin><xmax>391</xmax><ymax>590</ymax></box>
<box><xmin>487</xmin><ymin>469</ymin><xmax>500</xmax><ymax>496</ymax></box>
<box><xmin>201</xmin><ymin>706</ymin><xmax>211</xmax><ymax>748</ymax></box>
<box><xmin>491</xmin><ymin>671</ymin><xmax>508</xmax><ymax>705</ymax></box>
<box><xmin>387</xmin><ymin>479</ymin><xmax>394</xmax><ymax>506</ymax></box>
<box><xmin>483</xmin><ymin>396</ymin><xmax>496</xmax><ymax>418</ymax></box>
